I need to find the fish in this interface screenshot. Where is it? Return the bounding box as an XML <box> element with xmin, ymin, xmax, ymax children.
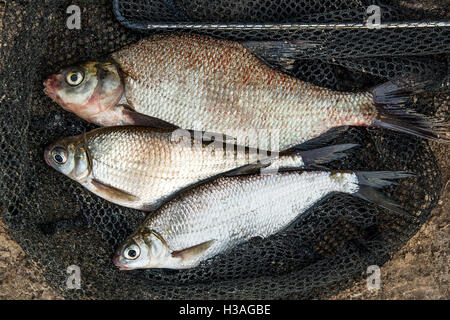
<box><xmin>43</xmin><ymin>33</ymin><xmax>448</xmax><ymax>150</ymax></box>
<box><xmin>44</xmin><ymin>126</ymin><xmax>356</xmax><ymax>211</ymax></box>
<box><xmin>113</xmin><ymin>170</ymin><xmax>413</xmax><ymax>270</ymax></box>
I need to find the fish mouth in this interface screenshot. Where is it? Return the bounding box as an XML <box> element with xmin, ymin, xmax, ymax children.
<box><xmin>113</xmin><ymin>253</ymin><xmax>131</xmax><ymax>271</ymax></box>
<box><xmin>43</xmin><ymin>74</ymin><xmax>60</xmax><ymax>101</ymax></box>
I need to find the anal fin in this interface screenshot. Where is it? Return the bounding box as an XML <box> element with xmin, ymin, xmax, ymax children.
<box><xmin>224</xmin><ymin>163</ymin><xmax>269</xmax><ymax>177</ymax></box>
<box><xmin>285</xmin><ymin>126</ymin><xmax>350</xmax><ymax>152</ymax></box>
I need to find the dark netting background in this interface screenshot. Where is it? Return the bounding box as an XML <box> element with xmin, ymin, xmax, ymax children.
<box><xmin>0</xmin><ymin>0</ymin><xmax>448</xmax><ymax>299</ymax></box>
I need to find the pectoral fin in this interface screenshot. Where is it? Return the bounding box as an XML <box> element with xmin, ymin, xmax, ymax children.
<box><xmin>120</xmin><ymin>105</ymin><xmax>179</xmax><ymax>130</ymax></box>
<box><xmin>91</xmin><ymin>179</ymin><xmax>140</xmax><ymax>203</ymax></box>
<box><xmin>171</xmin><ymin>240</ymin><xmax>215</xmax><ymax>261</ymax></box>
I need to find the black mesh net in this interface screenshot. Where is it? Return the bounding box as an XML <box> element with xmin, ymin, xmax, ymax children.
<box><xmin>0</xmin><ymin>0</ymin><xmax>447</xmax><ymax>299</ymax></box>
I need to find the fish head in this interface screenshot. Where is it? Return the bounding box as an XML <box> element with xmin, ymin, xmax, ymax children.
<box><xmin>114</xmin><ymin>228</ymin><xmax>170</xmax><ymax>270</ymax></box>
<box><xmin>43</xmin><ymin>61</ymin><xmax>124</xmax><ymax>125</ymax></box>
<box><xmin>44</xmin><ymin>134</ymin><xmax>91</xmax><ymax>182</ymax></box>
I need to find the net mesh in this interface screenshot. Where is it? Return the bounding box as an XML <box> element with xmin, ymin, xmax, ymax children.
<box><xmin>0</xmin><ymin>0</ymin><xmax>447</xmax><ymax>299</ymax></box>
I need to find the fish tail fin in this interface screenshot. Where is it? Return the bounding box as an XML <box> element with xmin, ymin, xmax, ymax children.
<box><xmin>295</xmin><ymin>143</ymin><xmax>358</xmax><ymax>168</ymax></box>
<box><xmin>371</xmin><ymin>82</ymin><xmax>449</xmax><ymax>143</ymax></box>
<box><xmin>353</xmin><ymin>171</ymin><xmax>414</xmax><ymax>218</ymax></box>
<box><xmin>228</xmin><ymin>143</ymin><xmax>358</xmax><ymax>176</ymax></box>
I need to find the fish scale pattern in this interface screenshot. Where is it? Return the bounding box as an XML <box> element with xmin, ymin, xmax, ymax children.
<box><xmin>0</xmin><ymin>0</ymin><xmax>447</xmax><ymax>299</ymax></box>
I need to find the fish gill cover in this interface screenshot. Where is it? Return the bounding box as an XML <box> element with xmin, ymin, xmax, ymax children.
<box><xmin>0</xmin><ymin>0</ymin><xmax>448</xmax><ymax>299</ymax></box>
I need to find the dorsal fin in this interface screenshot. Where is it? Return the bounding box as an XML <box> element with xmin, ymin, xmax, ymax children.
<box><xmin>242</xmin><ymin>40</ymin><xmax>322</xmax><ymax>71</ymax></box>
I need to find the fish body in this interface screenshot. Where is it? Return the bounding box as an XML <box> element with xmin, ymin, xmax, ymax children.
<box><xmin>112</xmin><ymin>35</ymin><xmax>374</xmax><ymax>151</ymax></box>
<box><xmin>44</xmin><ymin>34</ymin><xmax>448</xmax><ymax>150</ymax></box>
<box><xmin>44</xmin><ymin>126</ymin><xmax>354</xmax><ymax>210</ymax></box>
<box><xmin>114</xmin><ymin>170</ymin><xmax>411</xmax><ymax>270</ymax></box>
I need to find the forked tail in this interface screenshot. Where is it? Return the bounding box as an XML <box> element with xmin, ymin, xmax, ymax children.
<box><xmin>372</xmin><ymin>82</ymin><xmax>449</xmax><ymax>143</ymax></box>
<box><xmin>354</xmin><ymin>171</ymin><xmax>414</xmax><ymax>217</ymax></box>
<box><xmin>297</xmin><ymin>143</ymin><xmax>358</xmax><ymax>168</ymax></box>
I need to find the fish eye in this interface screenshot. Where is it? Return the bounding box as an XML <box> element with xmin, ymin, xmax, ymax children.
<box><xmin>66</xmin><ymin>71</ymin><xmax>84</xmax><ymax>86</ymax></box>
<box><xmin>124</xmin><ymin>244</ymin><xmax>140</xmax><ymax>260</ymax></box>
<box><xmin>51</xmin><ymin>147</ymin><xmax>68</xmax><ymax>164</ymax></box>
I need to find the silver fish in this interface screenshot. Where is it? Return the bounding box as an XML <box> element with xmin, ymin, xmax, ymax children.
<box><xmin>43</xmin><ymin>34</ymin><xmax>448</xmax><ymax>151</ymax></box>
<box><xmin>44</xmin><ymin>126</ymin><xmax>355</xmax><ymax>210</ymax></box>
<box><xmin>114</xmin><ymin>170</ymin><xmax>412</xmax><ymax>270</ymax></box>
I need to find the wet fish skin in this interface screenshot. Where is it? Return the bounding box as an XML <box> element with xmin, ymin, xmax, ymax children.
<box><xmin>114</xmin><ymin>170</ymin><xmax>411</xmax><ymax>270</ymax></box>
<box><xmin>44</xmin><ymin>126</ymin><xmax>353</xmax><ymax>210</ymax></box>
<box><xmin>44</xmin><ymin>32</ymin><xmax>373</xmax><ymax>150</ymax></box>
<box><xmin>44</xmin><ymin>34</ymin><xmax>448</xmax><ymax>148</ymax></box>
<box><xmin>113</xmin><ymin>34</ymin><xmax>375</xmax><ymax>151</ymax></box>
